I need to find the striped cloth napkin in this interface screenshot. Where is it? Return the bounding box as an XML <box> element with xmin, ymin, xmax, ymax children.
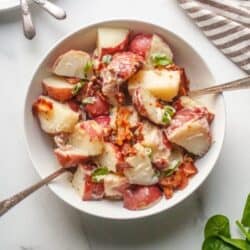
<box><xmin>178</xmin><ymin>0</ymin><xmax>250</xmax><ymax>74</ymax></box>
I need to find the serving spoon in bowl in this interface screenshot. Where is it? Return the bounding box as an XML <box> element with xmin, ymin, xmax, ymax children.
<box><xmin>0</xmin><ymin>76</ymin><xmax>249</xmax><ymax>217</ymax></box>
<box><xmin>189</xmin><ymin>76</ymin><xmax>250</xmax><ymax>97</ymax></box>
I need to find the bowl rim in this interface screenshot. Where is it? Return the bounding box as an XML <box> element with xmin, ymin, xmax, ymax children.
<box><xmin>23</xmin><ymin>18</ymin><xmax>226</xmax><ymax>220</ymax></box>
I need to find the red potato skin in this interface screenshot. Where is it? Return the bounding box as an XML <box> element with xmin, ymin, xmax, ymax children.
<box><xmin>85</xmin><ymin>95</ymin><xmax>110</xmax><ymax>118</ymax></box>
<box><xmin>132</xmin><ymin>88</ymin><xmax>148</xmax><ymax>118</ymax></box>
<box><xmin>129</xmin><ymin>34</ymin><xmax>152</xmax><ymax>58</ymax></box>
<box><xmin>42</xmin><ymin>82</ymin><xmax>74</xmax><ymax>102</ymax></box>
<box><xmin>100</xmin><ymin>35</ymin><xmax>129</xmax><ymax>56</ymax></box>
<box><xmin>123</xmin><ymin>186</ymin><xmax>162</xmax><ymax>210</ymax></box>
<box><xmin>54</xmin><ymin>149</ymin><xmax>88</xmax><ymax>168</ymax></box>
<box><xmin>83</xmin><ymin>175</ymin><xmax>104</xmax><ymax>200</ymax></box>
<box><xmin>93</xmin><ymin>116</ymin><xmax>110</xmax><ymax>128</ymax></box>
<box><xmin>108</xmin><ymin>52</ymin><xmax>144</xmax><ymax>81</ymax></box>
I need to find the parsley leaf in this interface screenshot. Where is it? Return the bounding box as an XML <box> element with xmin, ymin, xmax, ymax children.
<box><xmin>150</xmin><ymin>53</ymin><xmax>173</xmax><ymax>67</ymax></box>
<box><xmin>91</xmin><ymin>167</ymin><xmax>109</xmax><ymax>182</ymax></box>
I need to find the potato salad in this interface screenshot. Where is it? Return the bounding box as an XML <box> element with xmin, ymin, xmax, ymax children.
<box><xmin>32</xmin><ymin>27</ymin><xmax>214</xmax><ymax>210</ymax></box>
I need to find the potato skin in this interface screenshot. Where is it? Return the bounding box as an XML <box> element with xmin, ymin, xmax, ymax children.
<box><xmin>129</xmin><ymin>34</ymin><xmax>152</xmax><ymax>58</ymax></box>
<box><xmin>123</xmin><ymin>185</ymin><xmax>162</xmax><ymax>210</ymax></box>
<box><xmin>54</xmin><ymin>121</ymin><xmax>104</xmax><ymax>167</ymax></box>
<box><xmin>42</xmin><ymin>80</ymin><xmax>74</xmax><ymax>102</ymax></box>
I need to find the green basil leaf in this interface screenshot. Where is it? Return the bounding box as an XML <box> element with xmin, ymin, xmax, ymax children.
<box><xmin>82</xmin><ymin>97</ymin><xmax>96</xmax><ymax>105</ymax></box>
<box><xmin>219</xmin><ymin>236</ymin><xmax>250</xmax><ymax>250</ymax></box>
<box><xmin>205</xmin><ymin>215</ymin><xmax>231</xmax><ymax>239</ymax></box>
<box><xmin>72</xmin><ymin>81</ymin><xmax>85</xmax><ymax>96</ymax></box>
<box><xmin>150</xmin><ymin>53</ymin><xmax>173</xmax><ymax>67</ymax></box>
<box><xmin>202</xmin><ymin>237</ymin><xmax>237</xmax><ymax>250</ymax></box>
<box><xmin>102</xmin><ymin>55</ymin><xmax>112</xmax><ymax>64</ymax></box>
<box><xmin>91</xmin><ymin>167</ymin><xmax>109</xmax><ymax>182</ymax></box>
<box><xmin>236</xmin><ymin>221</ymin><xmax>250</xmax><ymax>241</ymax></box>
<box><xmin>242</xmin><ymin>194</ymin><xmax>250</xmax><ymax>228</ymax></box>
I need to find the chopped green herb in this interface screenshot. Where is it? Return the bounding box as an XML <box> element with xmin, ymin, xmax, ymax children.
<box><xmin>150</xmin><ymin>53</ymin><xmax>173</xmax><ymax>67</ymax></box>
<box><xmin>163</xmin><ymin>159</ymin><xmax>180</xmax><ymax>177</ymax></box>
<box><xmin>162</xmin><ymin>105</ymin><xmax>176</xmax><ymax>124</ymax></box>
<box><xmin>83</xmin><ymin>60</ymin><xmax>93</xmax><ymax>77</ymax></box>
<box><xmin>144</xmin><ymin>147</ymin><xmax>153</xmax><ymax>158</ymax></box>
<box><xmin>82</xmin><ymin>96</ymin><xmax>96</xmax><ymax>105</ymax></box>
<box><xmin>154</xmin><ymin>170</ymin><xmax>161</xmax><ymax>178</ymax></box>
<box><xmin>72</xmin><ymin>81</ymin><xmax>85</xmax><ymax>96</ymax></box>
<box><xmin>102</xmin><ymin>55</ymin><xmax>112</xmax><ymax>64</ymax></box>
<box><xmin>91</xmin><ymin>167</ymin><xmax>109</xmax><ymax>182</ymax></box>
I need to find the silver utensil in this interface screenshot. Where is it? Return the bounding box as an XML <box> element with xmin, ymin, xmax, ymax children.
<box><xmin>20</xmin><ymin>0</ymin><xmax>36</xmax><ymax>39</ymax></box>
<box><xmin>32</xmin><ymin>0</ymin><xmax>66</xmax><ymax>20</ymax></box>
<box><xmin>189</xmin><ymin>76</ymin><xmax>250</xmax><ymax>96</ymax></box>
<box><xmin>0</xmin><ymin>167</ymin><xmax>69</xmax><ymax>217</ymax></box>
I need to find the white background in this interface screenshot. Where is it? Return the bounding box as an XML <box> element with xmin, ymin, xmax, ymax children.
<box><xmin>0</xmin><ymin>0</ymin><xmax>249</xmax><ymax>249</ymax></box>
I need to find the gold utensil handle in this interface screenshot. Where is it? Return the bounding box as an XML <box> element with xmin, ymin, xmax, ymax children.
<box><xmin>189</xmin><ymin>76</ymin><xmax>250</xmax><ymax>96</ymax></box>
<box><xmin>0</xmin><ymin>167</ymin><xmax>66</xmax><ymax>217</ymax></box>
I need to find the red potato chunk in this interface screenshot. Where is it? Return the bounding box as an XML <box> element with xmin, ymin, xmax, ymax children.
<box><xmin>54</xmin><ymin>120</ymin><xmax>104</xmax><ymax>167</ymax></box>
<box><xmin>84</xmin><ymin>95</ymin><xmax>110</xmax><ymax>118</ymax></box>
<box><xmin>165</xmin><ymin>107</ymin><xmax>213</xmax><ymax>156</ymax></box>
<box><xmin>100</xmin><ymin>52</ymin><xmax>144</xmax><ymax>105</ymax></box>
<box><xmin>52</xmin><ymin>50</ymin><xmax>91</xmax><ymax>79</ymax></box>
<box><xmin>32</xmin><ymin>96</ymin><xmax>79</xmax><ymax>134</ymax></box>
<box><xmin>95</xmin><ymin>142</ymin><xmax>124</xmax><ymax>172</ymax></box>
<box><xmin>132</xmin><ymin>87</ymin><xmax>166</xmax><ymax>125</ymax></box>
<box><xmin>175</xmin><ymin>96</ymin><xmax>214</xmax><ymax>123</ymax></box>
<box><xmin>72</xmin><ymin>164</ymin><xmax>104</xmax><ymax>200</ymax></box>
<box><xmin>145</xmin><ymin>34</ymin><xmax>174</xmax><ymax>67</ymax></box>
<box><xmin>103</xmin><ymin>174</ymin><xmax>129</xmax><ymax>199</ymax></box>
<box><xmin>129</xmin><ymin>34</ymin><xmax>152</xmax><ymax>58</ymax></box>
<box><xmin>107</xmin><ymin>52</ymin><xmax>144</xmax><ymax>81</ymax></box>
<box><xmin>124</xmin><ymin>143</ymin><xmax>159</xmax><ymax>186</ymax></box>
<box><xmin>123</xmin><ymin>186</ymin><xmax>162</xmax><ymax>210</ymax></box>
<box><xmin>42</xmin><ymin>76</ymin><xmax>76</xmax><ymax>102</ymax></box>
<box><xmin>97</xmin><ymin>27</ymin><xmax>129</xmax><ymax>56</ymax></box>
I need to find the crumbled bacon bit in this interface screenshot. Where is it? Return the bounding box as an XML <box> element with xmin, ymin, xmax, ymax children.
<box><xmin>116</xmin><ymin>107</ymin><xmax>133</xmax><ymax>145</ymax></box>
<box><xmin>32</xmin><ymin>97</ymin><xmax>53</xmax><ymax>115</ymax></box>
<box><xmin>121</xmin><ymin>143</ymin><xmax>137</xmax><ymax>157</ymax></box>
<box><xmin>160</xmin><ymin>158</ymin><xmax>198</xmax><ymax>199</ymax></box>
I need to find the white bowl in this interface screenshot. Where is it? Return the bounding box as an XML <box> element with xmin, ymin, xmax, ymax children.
<box><xmin>24</xmin><ymin>20</ymin><xmax>225</xmax><ymax>220</ymax></box>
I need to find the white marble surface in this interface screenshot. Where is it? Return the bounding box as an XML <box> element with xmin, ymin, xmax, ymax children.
<box><xmin>0</xmin><ymin>0</ymin><xmax>248</xmax><ymax>249</ymax></box>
